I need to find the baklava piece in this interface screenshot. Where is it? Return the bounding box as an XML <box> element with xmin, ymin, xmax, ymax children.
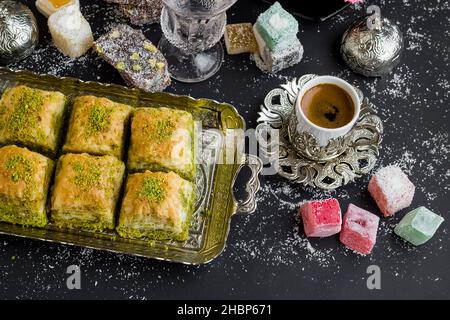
<box><xmin>50</xmin><ymin>153</ymin><xmax>125</xmax><ymax>231</ymax></box>
<box><xmin>117</xmin><ymin>170</ymin><xmax>195</xmax><ymax>241</ymax></box>
<box><xmin>0</xmin><ymin>85</ymin><xmax>67</xmax><ymax>155</ymax></box>
<box><xmin>62</xmin><ymin>96</ymin><xmax>132</xmax><ymax>158</ymax></box>
<box><xmin>127</xmin><ymin>107</ymin><xmax>195</xmax><ymax>181</ymax></box>
<box><xmin>0</xmin><ymin>145</ymin><xmax>53</xmax><ymax>227</ymax></box>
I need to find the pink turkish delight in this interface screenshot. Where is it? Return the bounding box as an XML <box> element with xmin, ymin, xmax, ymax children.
<box><xmin>299</xmin><ymin>198</ymin><xmax>342</xmax><ymax>237</ymax></box>
<box><xmin>368</xmin><ymin>165</ymin><xmax>415</xmax><ymax>217</ymax></box>
<box><xmin>340</xmin><ymin>204</ymin><xmax>379</xmax><ymax>255</ymax></box>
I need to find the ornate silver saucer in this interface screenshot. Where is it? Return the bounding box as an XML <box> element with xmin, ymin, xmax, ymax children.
<box><xmin>256</xmin><ymin>74</ymin><xmax>383</xmax><ymax>190</ymax></box>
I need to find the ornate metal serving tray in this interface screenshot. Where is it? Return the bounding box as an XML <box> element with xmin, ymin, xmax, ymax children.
<box><xmin>0</xmin><ymin>67</ymin><xmax>262</xmax><ymax>265</ymax></box>
<box><xmin>256</xmin><ymin>74</ymin><xmax>383</xmax><ymax>190</ymax></box>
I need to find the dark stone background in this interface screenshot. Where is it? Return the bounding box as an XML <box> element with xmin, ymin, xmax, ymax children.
<box><xmin>0</xmin><ymin>0</ymin><xmax>448</xmax><ymax>299</ymax></box>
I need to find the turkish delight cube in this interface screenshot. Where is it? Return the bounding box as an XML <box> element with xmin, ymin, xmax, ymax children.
<box><xmin>340</xmin><ymin>204</ymin><xmax>380</xmax><ymax>255</ymax></box>
<box><xmin>368</xmin><ymin>165</ymin><xmax>415</xmax><ymax>217</ymax></box>
<box><xmin>224</xmin><ymin>23</ymin><xmax>258</xmax><ymax>55</ymax></box>
<box><xmin>252</xmin><ymin>24</ymin><xmax>303</xmax><ymax>73</ymax></box>
<box><xmin>36</xmin><ymin>0</ymin><xmax>79</xmax><ymax>18</ymax></box>
<box><xmin>394</xmin><ymin>207</ymin><xmax>444</xmax><ymax>246</ymax></box>
<box><xmin>299</xmin><ymin>198</ymin><xmax>342</xmax><ymax>237</ymax></box>
<box><xmin>254</xmin><ymin>1</ymin><xmax>298</xmax><ymax>51</ymax></box>
<box><xmin>48</xmin><ymin>4</ymin><xmax>93</xmax><ymax>58</ymax></box>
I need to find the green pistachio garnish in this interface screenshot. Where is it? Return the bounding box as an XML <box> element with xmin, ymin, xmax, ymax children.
<box><xmin>88</xmin><ymin>104</ymin><xmax>111</xmax><ymax>133</ymax></box>
<box><xmin>139</xmin><ymin>177</ymin><xmax>166</xmax><ymax>203</ymax></box>
<box><xmin>72</xmin><ymin>162</ymin><xmax>101</xmax><ymax>190</ymax></box>
<box><xmin>155</xmin><ymin>119</ymin><xmax>175</xmax><ymax>140</ymax></box>
<box><xmin>116</xmin><ymin>61</ymin><xmax>125</xmax><ymax>71</ymax></box>
<box><xmin>130</xmin><ymin>52</ymin><xmax>140</xmax><ymax>61</ymax></box>
<box><xmin>5</xmin><ymin>154</ymin><xmax>33</xmax><ymax>182</ymax></box>
<box><xmin>111</xmin><ymin>30</ymin><xmax>121</xmax><ymax>38</ymax></box>
<box><xmin>132</xmin><ymin>64</ymin><xmax>142</xmax><ymax>72</ymax></box>
<box><xmin>148</xmin><ymin>58</ymin><xmax>157</xmax><ymax>68</ymax></box>
<box><xmin>143</xmin><ymin>41</ymin><xmax>157</xmax><ymax>53</ymax></box>
<box><xmin>156</xmin><ymin>62</ymin><xmax>165</xmax><ymax>71</ymax></box>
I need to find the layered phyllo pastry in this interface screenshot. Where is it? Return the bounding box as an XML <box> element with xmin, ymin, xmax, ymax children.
<box><xmin>127</xmin><ymin>107</ymin><xmax>195</xmax><ymax>181</ymax></box>
<box><xmin>0</xmin><ymin>145</ymin><xmax>53</xmax><ymax>227</ymax></box>
<box><xmin>62</xmin><ymin>96</ymin><xmax>132</xmax><ymax>158</ymax></box>
<box><xmin>50</xmin><ymin>153</ymin><xmax>125</xmax><ymax>231</ymax></box>
<box><xmin>117</xmin><ymin>170</ymin><xmax>195</xmax><ymax>241</ymax></box>
<box><xmin>0</xmin><ymin>85</ymin><xmax>67</xmax><ymax>155</ymax></box>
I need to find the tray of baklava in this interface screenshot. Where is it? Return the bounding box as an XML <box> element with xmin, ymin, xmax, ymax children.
<box><xmin>0</xmin><ymin>68</ymin><xmax>262</xmax><ymax>264</ymax></box>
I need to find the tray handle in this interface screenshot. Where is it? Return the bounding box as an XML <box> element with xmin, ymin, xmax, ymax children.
<box><xmin>232</xmin><ymin>154</ymin><xmax>263</xmax><ymax>214</ymax></box>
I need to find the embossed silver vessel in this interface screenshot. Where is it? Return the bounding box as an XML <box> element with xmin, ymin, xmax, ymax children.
<box><xmin>0</xmin><ymin>1</ymin><xmax>39</xmax><ymax>65</ymax></box>
<box><xmin>256</xmin><ymin>74</ymin><xmax>383</xmax><ymax>190</ymax></box>
<box><xmin>340</xmin><ymin>15</ymin><xmax>403</xmax><ymax>77</ymax></box>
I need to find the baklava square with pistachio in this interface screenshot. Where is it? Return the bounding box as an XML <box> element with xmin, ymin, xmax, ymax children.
<box><xmin>0</xmin><ymin>145</ymin><xmax>54</xmax><ymax>227</ymax></box>
<box><xmin>50</xmin><ymin>153</ymin><xmax>125</xmax><ymax>231</ymax></box>
<box><xmin>117</xmin><ymin>170</ymin><xmax>195</xmax><ymax>241</ymax></box>
<box><xmin>0</xmin><ymin>85</ymin><xmax>67</xmax><ymax>155</ymax></box>
<box><xmin>62</xmin><ymin>96</ymin><xmax>132</xmax><ymax>158</ymax></box>
<box><xmin>93</xmin><ymin>24</ymin><xmax>170</xmax><ymax>93</ymax></box>
<box><xmin>127</xmin><ymin>107</ymin><xmax>195</xmax><ymax>181</ymax></box>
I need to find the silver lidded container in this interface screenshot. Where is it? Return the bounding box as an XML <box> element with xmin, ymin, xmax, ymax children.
<box><xmin>0</xmin><ymin>1</ymin><xmax>39</xmax><ymax>65</ymax></box>
<box><xmin>340</xmin><ymin>14</ymin><xmax>403</xmax><ymax>77</ymax></box>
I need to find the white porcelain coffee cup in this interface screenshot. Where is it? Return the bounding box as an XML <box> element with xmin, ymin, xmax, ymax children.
<box><xmin>293</xmin><ymin>76</ymin><xmax>361</xmax><ymax>146</ymax></box>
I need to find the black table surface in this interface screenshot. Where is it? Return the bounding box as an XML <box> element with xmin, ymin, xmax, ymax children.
<box><xmin>1</xmin><ymin>0</ymin><xmax>449</xmax><ymax>299</ymax></box>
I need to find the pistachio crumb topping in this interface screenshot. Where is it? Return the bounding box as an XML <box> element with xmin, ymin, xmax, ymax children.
<box><xmin>111</xmin><ymin>30</ymin><xmax>121</xmax><ymax>38</ymax></box>
<box><xmin>148</xmin><ymin>58</ymin><xmax>157</xmax><ymax>68</ymax></box>
<box><xmin>155</xmin><ymin>119</ymin><xmax>175</xmax><ymax>140</ymax></box>
<box><xmin>116</xmin><ymin>61</ymin><xmax>125</xmax><ymax>71</ymax></box>
<box><xmin>8</xmin><ymin>87</ymin><xmax>44</xmax><ymax>135</ymax></box>
<box><xmin>5</xmin><ymin>154</ymin><xmax>33</xmax><ymax>182</ymax></box>
<box><xmin>180</xmin><ymin>187</ymin><xmax>190</xmax><ymax>211</ymax></box>
<box><xmin>143</xmin><ymin>41</ymin><xmax>157</xmax><ymax>53</ymax></box>
<box><xmin>156</xmin><ymin>62</ymin><xmax>165</xmax><ymax>70</ymax></box>
<box><xmin>130</xmin><ymin>52</ymin><xmax>140</xmax><ymax>61</ymax></box>
<box><xmin>88</xmin><ymin>104</ymin><xmax>111</xmax><ymax>133</ymax></box>
<box><xmin>72</xmin><ymin>161</ymin><xmax>101</xmax><ymax>190</ymax></box>
<box><xmin>139</xmin><ymin>176</ymin><xmax>166</xmax><ymax>203</ymax></box>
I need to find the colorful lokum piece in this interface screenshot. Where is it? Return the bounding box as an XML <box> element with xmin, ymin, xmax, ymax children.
<box><xmin>368</xmin><ymin>165</ymin><xmax>415</xmax><ymax>217</ymax></box>
<box><xmin>224</xmin><ymin>23</ymin><xmax>258</xmax><ymax>55</ymax></box>
<box><xmin>340</xmin><ymin>204</ymin><xmax>380</xmax><ymax>255</ymax></box>
<box><xmin>36</xmin><ymin>0</ymin><xmax>79</xmax><ymax>18</ymax></box>
<box><xmin>394</xmin><ymin>207</ymin><xmax>444</xmax><ymax>246</ymax></box>
<box><xmin>47</xmin><ymin>4</ymin><xmax>93</xmax><ymax>58</ymax></box>
<box><xmin>299</xmin><ymin>198</ymin><xmax>342</xmax><ymax>237</ymax></box>
<box><xmin>252</xmin><ymin>25</ymin><xmax>303</xmax><ymax>73</ymax></box>
<box><xmin>254</xmin><ymin>1</ymin><xmax>298</xmax><ymax>52</ymax></box>
<box><xmin>94</xmin><ymin>24</ymin><xmax>170</xmax><ymax>93</ymax></box>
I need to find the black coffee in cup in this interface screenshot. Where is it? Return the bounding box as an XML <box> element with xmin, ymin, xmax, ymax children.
<box><xmin>301</xmin><ymin>83</ymin><xmax>355</xmax><ymax>129</ymax></box>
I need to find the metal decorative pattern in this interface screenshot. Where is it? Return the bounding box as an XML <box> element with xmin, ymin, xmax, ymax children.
<box><xmin>256</xmin><ymin>75</ymin><xmax>383</xmax><ymax>190</ymax></box>
<box><xmin>0</xmin><ymin>1</ymin><xmax>38</xmax><ymax>65</ymax></box>
<box><xmin>234</xmin><ymin>154</ymin><xmax>263</xmax><ymax>214</ymax></box>
<box><xmin>341</xmin><ymin>15</ymin><xmax>403</xmax><ymax>77</ymax></box>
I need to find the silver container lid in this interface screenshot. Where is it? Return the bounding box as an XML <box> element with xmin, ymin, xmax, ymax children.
<box><xmin>341</xmin><ymin>15</ymin><xmax>403</xmax><ymax>77</ymax></box>
<box><xmin>0</xmin><ymin>1</ymin><xmax>39</xmax><ymax>65</ymax></box>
